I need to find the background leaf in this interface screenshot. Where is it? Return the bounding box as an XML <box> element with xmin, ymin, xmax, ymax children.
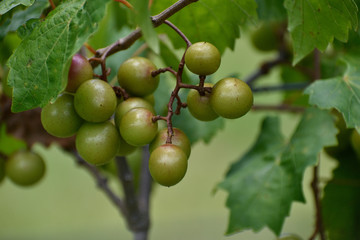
<box><xmin>284</xmin><ymin>0</ymin><xmax>358</xmax><ymax>64</ymax></box>
<box><xmin>0</xmin><ymin>0</ymin><xmax>48</xmax><ymax>40</ymax></box>
<box><xmin>305</xmin><ymin>55</ymin><xmax>360</xmax><ymax>129</ymax></box>
<box><xmin>132</xmin><ymin>0</ymin><xmax>159</xmax><ymax>53</ymax></box>
<box><xmin>255</xmin><ymin>0</ymin><xmax>287</xmax><ymax>21</ymax></box>
<box><xmin>0</xmin><ymin>0</ymin><xmax>34</xmax><ymax>15</ymax></box>
<box><xmin>322</xmin><ymin>151</ymin><xmax>360</xmax><ymax>240</ymax></box>
<box><xmin>7</xmin><ymin>0</ymin><xmax>111</xmax><ymax>112</ymax></box>
<box><xmin>151</xmin><ymin>0</ymin><xmax>257</xmax><ymax>53</ymax></box>
<box><xmin>219</xmin><ymin>108</ymin><xmax>337</xmax><ymax>235</ymax></box>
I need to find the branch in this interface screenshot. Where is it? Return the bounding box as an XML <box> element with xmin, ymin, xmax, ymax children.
<box><xmin>309</xmin><ymin>49</ymin><xmax>326</xmax><ymax>240</ymax></box>
<box><xmin>245</xmin><ymin>50</ymin><xmax>290</xmax><ymax>85</ymax></box>
<box><xmin>251</xmin><ymin>82</ymin><xmax>309</xmax><ymax>93</ymax></box>
<box><xmin>94</xmin><ymin>0</ymin><xmax>198</xmax><ymax>61</ymax></box>
<box><xmin>74</xmin><ymin>154</ymin><xmax>127</xmax><ymax>217</ymax></box>
<box><xmin>251</xmin><ymin>104</ymin><xmax>305</xmax><ymax>113</ymax></box>
<box><xmin>115</xmin><ymin>156</ymin><xmax>148</xmax><ymax>233</ymax></box>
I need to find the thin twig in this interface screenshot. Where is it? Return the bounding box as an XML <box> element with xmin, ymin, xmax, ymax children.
<box><xmin>94</xmin><ymin>0</ymin><xmax>198</xmax><ymax>62</ymax></box>
<box><xmin>164</xmin><ymin>20</ymin><xmax>192</xmax><ymax>47</ymax></box>
<box><xmin>245</xmin><ymin>53</ymin><xmax>289</xmax><ymax>85</ymax></box>
<box><xmin>74</xmin><ymin>155</ymin><xmax>127</xmax><ymax>217</ymax></box>
<box><xmin>252</xmin><ymin>104</ymin><xmax>305</xmax><ymax>113</ymax></box>
<box><xmin>251</xmin><ymin>82</ymin><xmax>309</xmax><ymax>93</ymax></box>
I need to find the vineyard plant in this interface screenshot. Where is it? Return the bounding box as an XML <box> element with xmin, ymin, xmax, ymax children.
<box><xmin>1</xmin><ymin>0</ymin><xmax>360</xmax><ymax>239</ymax></box>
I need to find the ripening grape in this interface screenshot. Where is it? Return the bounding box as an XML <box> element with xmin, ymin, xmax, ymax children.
<box><xmin>6</xmin><ymin>150</ymin><xmax>46</xmax><ymax>187</ymax></box>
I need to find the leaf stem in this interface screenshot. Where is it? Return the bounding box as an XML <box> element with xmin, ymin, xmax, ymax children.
<box><xmin>251</xmin><ymin>104</ymin><xmax>305</xmax><ymax>113</ymax></box>
<box><xmin>251</xmin><ymin>82</ymin><xmax>309</xmax><ymax>93</ymax></box>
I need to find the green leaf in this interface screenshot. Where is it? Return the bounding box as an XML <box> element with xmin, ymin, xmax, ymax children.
<box><xmin>255</xmin><ymin>0</ymin><xmax>287</xmax><ymax>21</ymax></box>
<box><xmin>151</xmin><ymin>0</ymin><xmax>257</xmax><ymax>53</ymax></box>
<box><xmin>322</xmin><ymin>151</ymin><xmax>360</xmax><ymax>240</ymax></box>
<box><xmin>133</xmin><ymin>0</ymin><xmax>159</xmax><ymax>54</ymax></box>
<box><xmin>0</xmin><ymin>124</ymin><xmax>27</xmax><ymax>155</ymax></box>
<box><xmin>17</xmin><ymin>18</ymin><xmax>42</xmax><ymax>40</ymax></box>
<box><xmin>219</xmin><ymin>108</ymin><xmax>337</xmax><ymax>235</ymax></box>
<box><xmin>284</xmin><ymin>0</ymin><xmax>358</xmax><ymax>64</ymax></box>
<box><xmin>7</xmin><ymin>0</ymin><xmax>111</xmax><ymax>112</ymax></box>
<box><xmin>0</xmin><ymin>0</ymin><xmax>48</xmax><ymax>39</ymax></box>
<box><xmin>305</xmin><ymin>55</ymin><xmax>360</xmax><ymax>129</ymax></box>
<box><xmin>0</xmin><ymin>0</ymin><xmax>34</xmax><ymax>15</ymax></box>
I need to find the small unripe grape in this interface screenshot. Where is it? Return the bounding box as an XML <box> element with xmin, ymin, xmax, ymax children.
<box><xmin>119</xmin><ymin>108</ymin><xmax>158</xmax><ymax>146</ymax></box>
<box><xmin>150</xmin><ymin>127</ymin><xmax>191</xmax><ymax>158</ymax></box>
<box><xmin>66</xmin><ymin>54</ymin><xmax>93</xmax><ymax>92</ymax></box>
<box><xmin>251</xmin><ymin>22</ymin><xmax>281</xmax><ymax>52</ymax></box>
<box><xmin>6</xmin><ymin>151</ymin><xmax>46</xmax><ymax>187</ymax></box>
<box><xmin>185</xmin><ymin>42</ymin><xmax>221</xmax><ymax>76</ymax></box>
<box><xmin>117</xmin><ymin>57</ymin><xmax>159</xmax><ymax>97</ymax></box>
<box><xmin>114</xmin><ymin>97</ymin><xmax>155</xmax><ymax>128</ymax></box>
<box><xmin>41</xmin><ymin>94</ymin><xmax>84</xmax><ymax>137</ymax></box>
<box><xmin>0</xmin><ymin>157</ymin><xmax>5</xmax><ymax>183</ymax></box>
<box><xmin>149</xmin><ymin>144</ymin><xmax>188</xmax><ymax>187</ymax></box>
<box><xmin>187</xmin><ymin>83</ymin><xmax>219</xmax><ymax>121</ymax></box>
<box><xmin>210</xmin><ymin>78</ymin><xmax>253</xmax><ymax>119</ymax></box>
<box><xmin>74</xmin><ymin>79</ymin><xmax>117</xmax><ymax>122</ymax></box>
<box><xmin>76</xmin><ymin>121</ymin><xmax>120</xmax><ymax>165</ymax></box>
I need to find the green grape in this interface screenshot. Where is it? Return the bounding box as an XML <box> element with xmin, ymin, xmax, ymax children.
<box><xmin>251</xmin><ymin>22</ymin><xmax>281</xmax><ymax>52</ymax></box>
<box><xmin>117</xmin><ymin>134</ymin><xmax>137</xmax><ymax>156</ymax></box>
<box><xmin>66</xmin><ymin>54</ymin><xmax>93</xmax><ymax>92</ymax></box>
<box><xmin>74</xmin><ymin>79</ymin><xmax>117</xmax><ymax>122</ymax></box>
<box><xmin>41</xmin><ymin>93</ymin><xmax>84</xmax><ymax>137</ymax></box>
<box><xmin>149</xmin><ymin>144</ymin><xmax>188</xmax><ymax>187</ymax></box>
<box><xmin>210</xmin><ymin>77</ymin><xmax>253</xmax><ymax>119</ymax></box>
<box><xmin>76</xmin><ymin>121</ymin><xmax>121</xmax><ymax>165</ymax></box>
<box><xmin>6</xmin><ymin>150</ymin><xmax>46</xmax><ymax>187</ymax></box>
<box><xmin>149</xmin><ymin>127</ymin><xmax>191</xmax><ymax>158</ymax></box>
<box><xmin>186</xmin><ymin>83</ymin><xmax>219</xmax><ymax>121</ymax></box>
<box><xmin>117</xmin><ymin>57</ymin><xmax>159</xmax><ymax>97</ymax></box>
<box><xmin>184</xmin><ymin>42</ymin><xmax>221</xmax><ymax>76</ymax></box>
<box><xmin>119</xmin><ymin>108</ymin><xmax>158</xmax><ymax>146</ymax></box>
<box><xmin>114</xmin><ymin>97</ymin><xmax>155</xmax><ymax>128</ymax></box>
<box><xmin>0</xmin><ymin>157</ymin><xmax>5</xmax><ymax>183</ymax></box>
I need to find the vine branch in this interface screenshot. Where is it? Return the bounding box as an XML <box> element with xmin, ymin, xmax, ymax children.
<box><xmin>74</xmin><ymin>154</ymin><xmax>127</xmax><ymax>217</ymax></box>
<box><xmin>309</xmin><ymin>49</ymin><xmax>326</xmax><ymax>240</ymax></box>
<box><xmin>94</xmin><ymin>0</ymin><xmax>198</xmax><ymax>61</ymax></box>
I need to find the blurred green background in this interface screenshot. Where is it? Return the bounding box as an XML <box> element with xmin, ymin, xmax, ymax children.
<box><xmin>0</xmin><ymin>35</ymin><xmax>336</xmax><ymax>240</ymax></box>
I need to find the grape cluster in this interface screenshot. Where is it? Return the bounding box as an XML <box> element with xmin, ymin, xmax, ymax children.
<box><xmin>0</xmin><ymin>150</ymin><xmax>46</xmax><ymax>187</ymax></box>
<box><xmin>40</xmin><ymin>42</ymin><xmax>253</xmax><ymax>187</ymax></box>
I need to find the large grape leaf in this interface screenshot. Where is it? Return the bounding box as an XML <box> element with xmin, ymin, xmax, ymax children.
<box><xmin>284</xmin><ymin>0</ymin><xmax>358</xmax><ymax>64</ymax></box>
<box><xmin>219</xmin><ymin>108</ymin><xmax>337</xmax><ymax>235</ymax></box>
<box><xmin>7</xmin><ymin>0</ymin><xmax>111</xmax><ymax>112</ymax></box>
<box><xmin>0</xmin><ymin>0</ymin><xmax>34</xmax><ymax>15</ymax></box>
<box><xmin>322</xmin><ymin>151</ymin><xmax>360</xmax><ymax>240</ymax></box>
<box><xmin>132</xmin><ymin>0</ymin><xmax>159</xmax><ymax>53</ymax></box>
<box><xmin>151</xmin><ymin>0</ymin><xmax>257</xmax><ymax>53</ymax></box>
<box><xmin>0</xmin><ymin>0</ymin><xmax>48</xmax><ymax>39</ymax></box>
<box><xmin>305</xmin><ymin>56</ymin><xmax>360</xmax><ymax>129</ymax></box>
